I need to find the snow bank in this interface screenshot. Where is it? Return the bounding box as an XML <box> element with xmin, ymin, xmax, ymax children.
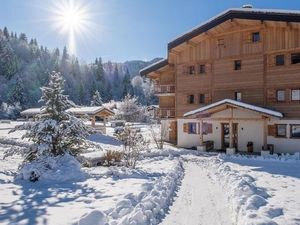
<box><xmin>18</xmin><ymin>154</ymin><xmax>87</xmax><ymax>182</ymax></box>
<box><xmin>220</xmin><ymin>152</ymin><xmax>300</xmax><ymax>162</ymax></box>
<box><xmin>105</xmin><ymin>160</ymin><xmax>183</xmax><ymax>225</ymax></box>
<box><xmin>78</xmin><ymin>210</ymin><xmax>108</xmax><ymax>225</ymax></box>
<box><xmin>198</xmin><ymin>156</ymin><xmax>277</xmax><ymax>225</ymax></box>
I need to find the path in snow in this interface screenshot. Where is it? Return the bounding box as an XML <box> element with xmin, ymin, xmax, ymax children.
<box><xmin>160</xmin><ymin>162</ymin><xmax>234</xmax><ymax>225</ymax></box>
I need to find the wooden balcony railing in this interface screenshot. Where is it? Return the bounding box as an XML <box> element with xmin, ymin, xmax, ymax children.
<box><xmin>159</xmin><ymin>108</ymin><xmax>175</xmax><ymax>118</ymax></box>
<box><xmin>155</xmin><ymin>84</ymin><xmax>175</xmax><ymax>94</ymax></box>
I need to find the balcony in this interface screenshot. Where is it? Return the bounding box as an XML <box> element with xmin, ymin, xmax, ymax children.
<box><xmin>159</xmin><ymin>108</ymin><xmax>175</xmax><ymax>119</ymax></box>
<box><xmin>154</xmin><ymin>84</ymin><xmax>175</xmax><ymax>96</ymax></box>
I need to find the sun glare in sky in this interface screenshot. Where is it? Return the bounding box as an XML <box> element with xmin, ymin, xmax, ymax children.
<box><xmin>51</xmin><ymin>0</ymin><xmax>92</xmax><ymax>55</ymax></box>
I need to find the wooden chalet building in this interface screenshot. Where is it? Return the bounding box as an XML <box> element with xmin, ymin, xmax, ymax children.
<box><xmin>140</xmin><ymin>6</ymin><xmax>300</xmax><ymax>154</ymax></box>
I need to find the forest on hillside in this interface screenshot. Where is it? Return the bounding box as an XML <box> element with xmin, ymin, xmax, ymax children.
<box><xmin>0</xmin><ymin>27</ymin><xmax>159</xmax><ymax>118</ymax></box>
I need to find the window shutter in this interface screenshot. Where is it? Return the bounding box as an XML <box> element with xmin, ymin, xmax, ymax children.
<box><xmin>182</xmin><ymin>65</ymin><xmax>188</xmax><ymax>75</ymax></box>
<box><xmin>268</xmin><ymin>55</ymin><xmax>275</xmax><ymax>67</ymax></box>
<box><xmin>268</xmin><ymin>125</ymin><xmax>276</xmax><ymax>137</ymax></box>
<box><xmin>204</xmin><ymin>93</ymin><xmax>211</xmax><ymax>104</ymax></box>
<box><xmin>286</xmin><ymin>89</ymin><xmax>291</xmax><ymax>102</ymax></box>
<box><xmin>244</xmin><ymin>32</ymin><xmax>252</xmax><ymax>43</ymax></box>
<box><xmin>207</xmin><ymin>123</ymin><xmax>213</xmax><ymax>134</ymax></box>
<box><xmin>183</xmin><ymin>123</ymin><xmax>188</xmax><ymax>133</ymax></box>
<box><xmin>267</xmin><ymin>89</ymin><xmax>276</xmax><ymax>103</ymax></box>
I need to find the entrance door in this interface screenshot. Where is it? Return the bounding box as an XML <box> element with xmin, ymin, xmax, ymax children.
<box><xmin>221</xmin><ymin>123</ymin><xmax>238</xmax><ymax>150</ymax></box>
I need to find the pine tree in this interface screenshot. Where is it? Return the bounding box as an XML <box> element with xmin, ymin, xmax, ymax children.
<box><xmin>9</xmin><ymin>71</ymin><xmax>92</xmax><ymax>162</ymax></box>
<box><xmin>0</xmin><ymin>35</ymin><xmax>18</xmax><ymax>79</ymax></box>
<box><xmin>122</xmin><ymin>68</ymin><xmax>133</xmax><ymax>97</ymax></box>
<box><xmin>19</xmin><ymin>33</ymin><xmax>27</xmax><ymax>43</ymax></box>
<box><xmin>3</xmin><ymin>27</ymin><xmax>9</xmax><ymax>39</ymax></box>
<box><xmin>90</xmin><ymin>90</ymin><xmax>103</xmax><ymax>106</ymax></box>
<box><xmin>8</xmin><ymin>76</ymin><xmax>26</xmax><ymax>106</ymax></box>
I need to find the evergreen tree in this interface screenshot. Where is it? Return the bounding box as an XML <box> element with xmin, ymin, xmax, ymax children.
<box><xmin>10</xmin><ymin>71</ymin><xmax>92</xmax><ymax>162</ymax></box>
<box><xmin>19</xmin><ymin>33</ymin><xmax>27</xmax><ymax>43</ymax></box>
<box><xmin>90</xmin><ymin>90</ymin><xmax>103</xmax><ymax>106</ymax></box>
<box><xmin>8</xmin><ymin>76</ymin><xmax>26</xmax><ymax>107</ymax></box>
<box><xmin>0</xmin><ymin>35</ymin><xmax>18</xmax><ymax>79</ymax></box>
<box><xmin>122</xmin><ymin>68</ymin><xmax>133</xmax><ymax>97</ymax></box>
<box><xmin>3</xmin><ymin>27</ymin><xmax>9</xmax><ymax>39</ymax></box>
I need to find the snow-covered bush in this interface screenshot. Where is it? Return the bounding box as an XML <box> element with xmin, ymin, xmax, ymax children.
<box><xmin>0</xmin><ymin>102</ymin><xmax>21</xmax><ymax>119</ymax></box>
<box><xmin>114</xmin><ymin>94</ymin><xmax>150</xmax><ymax>122</ymax></box>
<box><xmin>6</xmin><ymin>71</ymin><xmax>93</xmax><ymax>181</ymax></box>
<box><xmin>103</xmin><ymin>150</ymin><xmax>123</xmax><ymax>166</ymax></box>
<box><xmin>150</xmin><ymin>122</ymin><xmax>170</xmax><ymax>149</ymax></box>
<box><xmin>115</xmin><ymin>126</ymin><xmax>149</xmax><ymax>168</ymax></box>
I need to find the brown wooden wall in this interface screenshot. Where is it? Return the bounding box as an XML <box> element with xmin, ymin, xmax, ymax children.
<box><xmin>157</xmin><ymin>19</ymin><xmax>300</xmax><ymax>119</ymax></box>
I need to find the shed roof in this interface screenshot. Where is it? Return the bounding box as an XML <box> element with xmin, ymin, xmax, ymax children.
<box><xmin>139</xmin><ymin>59</ymin><xmax>168</xmax><ymax>76</ymax></box>
<box><xmin>66</xmin><ymin>106</ymin><xmax>114</xmax><ymax>116</ymax></box>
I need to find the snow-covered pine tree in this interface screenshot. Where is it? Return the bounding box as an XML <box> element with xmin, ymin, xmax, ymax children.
<box><xmin>8</xmin><ymin>71</ymin><xmax>93</xmax><ymax>162</ymax></box>
<box><xmin>90</xmin><ymin>90</ymin><xmax>103</xmax><ymax>106</ymax></box>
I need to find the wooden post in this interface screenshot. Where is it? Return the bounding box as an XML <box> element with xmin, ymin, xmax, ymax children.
<box><xmin>91</xmin><ymin>116</ymin><xmax>96</xmax><ymax>127</ymax></box>
<box><xmin>229</xmin><ymin>107</ymin><xmax>233</xmax><ymax>148</ymax></box>
<box><xmin>200</xmin><ymin>119</ymin><xmax>204</xmax><ymax>145</ymax></box>
<box><xmin>263</xmin><ymin>116</ymin><xmax>268</xmax><ymax>150</ymax></box>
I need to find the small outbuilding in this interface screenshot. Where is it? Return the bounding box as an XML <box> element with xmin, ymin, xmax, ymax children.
<box><xmin>66</xmin><ymin>106</ymin><xmax>115</xmax><ymax>127</ymax></box>
<box><xmin>20</xmin><ymin>108</ymin><xmax>44</xmax><ymax>120</ymax></box>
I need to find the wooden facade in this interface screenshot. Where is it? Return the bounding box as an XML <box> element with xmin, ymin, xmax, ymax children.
<box><xmin>142</xmin><ymin>9</ymin><xmax>300</xmax><ymax>121</ymax></box>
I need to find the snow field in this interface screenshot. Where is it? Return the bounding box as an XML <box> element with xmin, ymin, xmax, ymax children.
<box><xmin>194</xmin><ymin>154</ymin><xmax>300</xmax><ymax>225</ymax></box>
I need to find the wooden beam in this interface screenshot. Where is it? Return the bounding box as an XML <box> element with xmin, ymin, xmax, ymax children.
<box><xmin>229</xmin><ymin>108</ymin><xmax>233</xmax><ymax>148</ymax></box>
<box><xmin>200</xmin><ymin>119</ymin><xmax>204</xmax><ymax>145</ymax></box>
<box><xmin>169</xmin><ymin>49</ymin><xmax>180</xmax><ymax>55</ymax></box>
<box><xmin>263</xmin><ymin>116</ymin><xmax>268</xmax><ymax>150</ymax></box>
<box><xmin>186</xmin><ymin>40</ymin><xmax>197</xmax><ymax>48</ymax></box>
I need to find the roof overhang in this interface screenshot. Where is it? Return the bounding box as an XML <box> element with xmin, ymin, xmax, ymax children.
<box><xmin>139</xmin><ymin>59</ymin><xmax>168</xmax><ymax>77</ymax></box>
<box><xmin>168</xmin><ymin>8</ymin><xmax>300</xmax><ymax>50</ymax></box>
<box><xmin>184</xmin><ymin>99</ymin><xmax>283</xmax><ymax>119</ymax></box>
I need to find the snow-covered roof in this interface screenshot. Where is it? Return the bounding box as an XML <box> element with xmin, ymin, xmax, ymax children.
<box><xmin>169</xmin><ymin>7</ymin><xmax>300</xmax><ymax>50</ymax></box>
<box><xmin>20</xmin><ymin>108</ymin><xmax>44</xmax><ymax>116</ymax></box>
<box><xmin>140</xmin><ymin>59</ymin><xmax>168</xmax><ymax>76</ymax></box>
<box><xmin>184</xmin><ymin>99</ymin><xmax>283</xmax><ymax>118</ymax></box>
<box><xmin>66</xmin><ymin>106</ymin><xmax>114</xmax><ymax>115</ymax></box>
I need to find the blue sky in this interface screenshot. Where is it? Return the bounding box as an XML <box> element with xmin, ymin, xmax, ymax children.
<box><xmin>1</xmin><ymin>0</ymin><xmax>300</xmax><ymax>63</ymax></box>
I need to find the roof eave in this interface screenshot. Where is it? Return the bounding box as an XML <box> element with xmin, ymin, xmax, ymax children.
<box><xmin>168</xmin><ymin>9</ymin><xmax>300</xmax><ymax>50</ymax></box>
<box><xmin>139</xmin><ymin>59</ymin><xmax>168</xmax><ymax>76</ymax></box>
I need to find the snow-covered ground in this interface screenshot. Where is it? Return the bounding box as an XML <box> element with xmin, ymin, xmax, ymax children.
<box><xmin>1</xmin><ymin>121</ymin><xmax>300</xmax><ymax>225</ymax></box>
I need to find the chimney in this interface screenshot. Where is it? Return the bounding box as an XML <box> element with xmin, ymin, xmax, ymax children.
<box><xmin>242</xmin><ymin>4</ymin><xmax>253</xmax><ymax>9</ymax></box>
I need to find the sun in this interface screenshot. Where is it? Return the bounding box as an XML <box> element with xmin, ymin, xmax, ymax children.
<box><xmin>51</xmin><ymin>0</ymin><xmax>92</xmax><ymax>55</ymax></box>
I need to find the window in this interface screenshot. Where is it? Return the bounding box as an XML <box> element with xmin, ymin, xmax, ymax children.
<box><xmin>234</xmin><ymin>92</ymin><xmax>242</xmax><ymax>102</ymax></box>
<box><xmin>199</xmin><ymin>94</ymin><xmax>205</xmax><ymax>104</ymax></box>
<box><xmin>199</xmin><ymin>65</ymin><xmax>206</xmax><ymax>74</ymax></box>
<box><xmin>188</xmin><ymin>123</ymin><xmax>197</xmax><ymax>134</ymax></box>
<box><xmin>276</xmin><ymin>90</ymin><xmax>285</xmax><ymax>102</ymax></box>
<box><xmin>188</xmin><ymin>65</ymin><xmax>195</xmax><ymax>75</ymax></box>
<box><xmin>276</xmin><ymin>124</ymin><xmax>287</xmax><ymax>137</ymax></box>
<box><xmin>234</xmin><ymin>60</ymin><xmax>242</xmax><ymax>70</ymax></box>
<box><xmin>291</xmin><ymin>53</ymin><xmax>300</xmax><ymax>64</ymax></box>
<box><xmin>292</xmin><ymin>89</ymin><xmax>300</xmax><ymax>101</ymax></box>
<box><xmin>187</xmin><ymin>95</ymin><xmax>194</xmax><ymax>104</ymax></box>
<box><xmin>252</xmin><ymin>32</ymin><xmax>260</xmax><ymax>42</ymax></box>
<box><xmin>290</xmin><ymin>125</ymin><xmax>300</xmax><ymax>138</ymax></box>
<box><xmin>275</xmin><ymin>55</ymin><xmax>285</xmax><ymax>66</ymax></box>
